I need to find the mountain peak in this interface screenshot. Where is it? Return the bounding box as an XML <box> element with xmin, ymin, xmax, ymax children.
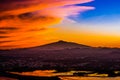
<box><xmin>57</xmin><ymin>40</ymin><xmax>67</xmax><ymax>43</ymax></box>
<box><xmin>34</xmin><ymin>40</ymin><xmax>91</xmax><ymax>50</ymax></box>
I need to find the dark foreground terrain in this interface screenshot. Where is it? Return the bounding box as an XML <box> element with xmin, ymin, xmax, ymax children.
<box><xmin>0</xmin><ymin>41</ymin><xmax>120</xmax><ymax>72</ymax></box>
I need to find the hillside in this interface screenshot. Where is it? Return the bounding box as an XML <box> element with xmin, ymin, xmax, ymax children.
<box><xmin>32</xmin><ymin>40</ymin><xmax>91</xmax><ymax>50</ymax></box>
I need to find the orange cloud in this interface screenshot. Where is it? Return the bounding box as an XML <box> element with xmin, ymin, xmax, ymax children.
<box><xmin>0</xmin><ymin>0</ymin><xmax>94</xmax><ymax>15</ymax></box>
<box><xmin>0</xmin><ymin>0</ymin><xmax>94</xmax><ymax>49</ymax></box>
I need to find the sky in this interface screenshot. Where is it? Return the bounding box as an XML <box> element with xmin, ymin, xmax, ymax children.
<box><xmin>0</xmin><ymin>0</ymin><xmax>120</xmax><ymax>49</ymax></box>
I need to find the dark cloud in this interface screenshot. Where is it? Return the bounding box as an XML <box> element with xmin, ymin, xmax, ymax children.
<box><xmin>29</xmin><ymin>28</ymin><xmax>47</xmax><ymax>32</ymax></box>
<box><xmin>0</xmin><ymin>27</ymin><xmax>19</xmax><ymax>34</ymax></box>
<box><xmin>0</xmin><ymin>0</ymin><xmax>14</xmax><ymax>3</ymax></box>
<box><xmin>0</xmin><ymin>0</ymin><xmax>32</xmax><ymax>12</ymax></box>
<box><xmin>0</xmin><ymin>41</ymin><xmax>13</xmax><ymax>43</ymax></box>
<box><xmin>0</xmin><ymin>0</ymin><xmax>21</xmax><ymax>3</ymax></box>
<box><xmin>0</xmin><ymin>27</ymin><xmax>18</xmax><ymax>30</ymax></box>
<box><xmin>0</xmin><ymin>36</ymin><xmax>9</xmax><ymax>38</ymax></box>
<box><xmin>0</xmin><ymin>15</ymin><xmax>15</xmax><ymax>21</ymax></box>
<box><xmin>0</xmin><ymin>31</ymin><xmax>8</xmax><ymax>34</ymax></box>
<box><xmin>18</xmin><ymin>12</ymin><xmax>34</xmax><ymax>19</ymax></box>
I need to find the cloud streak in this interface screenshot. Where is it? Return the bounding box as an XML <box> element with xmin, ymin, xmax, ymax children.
<box><xmin>0</xmin><ymin>0</ymin><xmax>94</xmax><ymax>49</ymax></box>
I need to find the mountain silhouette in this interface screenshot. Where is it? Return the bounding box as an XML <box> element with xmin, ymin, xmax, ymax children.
<box><xmin>33</xmin><ymin>40</ymin><xmax>91</xmax><ymax>50</ymax></box>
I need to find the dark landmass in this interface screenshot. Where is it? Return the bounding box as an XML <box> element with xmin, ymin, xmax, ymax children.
<box><xmin>0</xmin><ymin>40</ymin><xmax>120</xmax><ymax>72</ymax></box>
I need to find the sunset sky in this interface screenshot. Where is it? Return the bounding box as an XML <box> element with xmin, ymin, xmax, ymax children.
<box><xmin>0</xmin><ymin>0</ymin><xmax>120</xmax><ymax>49</ymax></box>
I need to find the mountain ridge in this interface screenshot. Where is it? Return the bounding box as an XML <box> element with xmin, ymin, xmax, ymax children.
<box><xmin>32</xmin><ymin>40</ymin><xmax>91</xmax><ymax>50</ymax></box>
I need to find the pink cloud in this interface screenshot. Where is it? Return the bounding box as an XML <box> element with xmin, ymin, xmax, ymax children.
<box><xmin>1</xmin><ymin>0</ymin><xmax>94</xmax><ymax>16</ymax></box>
<box><xmin>37</xmin><ymin>6</ymin><xmax>94</xmax><ymax>18</ymax></box>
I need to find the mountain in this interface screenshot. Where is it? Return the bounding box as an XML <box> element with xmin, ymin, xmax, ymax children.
<box><xmin>32</xmin><ymin>40</ymin><xmax>91</xmax><ymax>50</ymax></box>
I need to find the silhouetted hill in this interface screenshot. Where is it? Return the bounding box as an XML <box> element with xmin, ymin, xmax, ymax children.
<box><xmin>32</xmin><ymin>40</ymin><xmax>91</xmax><ymax>50</ymax></box>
